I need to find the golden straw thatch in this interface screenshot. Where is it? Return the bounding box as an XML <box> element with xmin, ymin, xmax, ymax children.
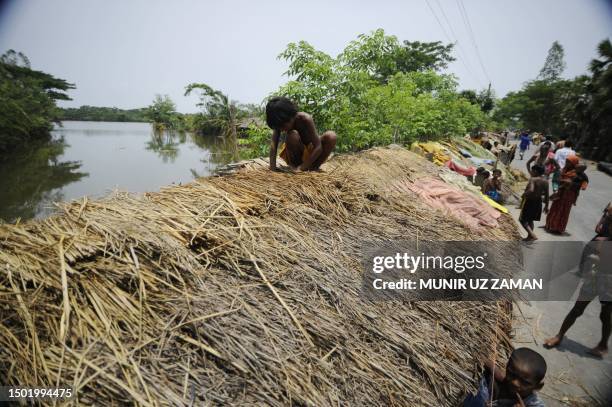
<box><xmin>0</xmin><ymin>146</ymin><xmax>519</xmax><ymax>406</ymax></box>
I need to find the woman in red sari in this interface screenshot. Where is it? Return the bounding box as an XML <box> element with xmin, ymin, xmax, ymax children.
<box><xmin>545</xmin><ymin>155</ymin><xmax>588</xmax><ymax>233</ymax></box>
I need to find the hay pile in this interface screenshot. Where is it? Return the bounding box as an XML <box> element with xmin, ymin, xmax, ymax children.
<box><xmin>0</xmin><ymin>147</ymin><xmax>518</xmax><ymax>405</ymax></box>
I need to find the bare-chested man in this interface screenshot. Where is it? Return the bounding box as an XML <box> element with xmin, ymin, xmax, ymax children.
<box><xmin>519</xmin><ymin>164</ymin><xmax>549</xmax><ymax>241</ymax></box>
<box><xmin>265</xmin><ymin>97</ymin><xmax>337</xmax><ymax>171</ymax></box>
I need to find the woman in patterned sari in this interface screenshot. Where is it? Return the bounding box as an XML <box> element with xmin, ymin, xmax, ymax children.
<box><xmin>545</xmin><ymin>155</ymin><xmax>588</xmax><ymax>233</ymax></box>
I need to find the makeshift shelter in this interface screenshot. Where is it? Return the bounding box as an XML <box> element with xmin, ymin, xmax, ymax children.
<box><xmin>0</xmin><ymin>146</ymin><xmax>519</xmax><ymax>406</ymax></box>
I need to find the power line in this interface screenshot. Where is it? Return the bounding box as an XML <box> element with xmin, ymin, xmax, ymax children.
<box><xmin>456</xmin><ymin>0</ymin><xmax>492</xmax><ymax>87</ymax></box>
<box><xmin>432</xmin><ymin>0</ymin><xmax>486</xmax><ymax>88</ymax></box>
<box><xmin>423</xmin><ymin>0</ymin><xmax>485</xmax><ymax>89</ymax></box>
<box><xmin>424</xmin><ymin>0</ymin><xmax>452</xmax><ymax>45</ymax></box>
<box><xmin>434</xmin><ymin>0</ymin><xmax>461</xmax><ymax>46</ymax></box>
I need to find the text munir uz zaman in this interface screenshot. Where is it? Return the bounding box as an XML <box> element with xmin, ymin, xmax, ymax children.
<box><xmin>371</xmin><ymin>252</ymin><xmax>543</xmax><ymax>291</ymax></box>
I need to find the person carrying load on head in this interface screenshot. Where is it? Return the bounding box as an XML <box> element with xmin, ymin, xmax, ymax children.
<box><xmin>265</xmin><ymin>97</ymin><xmax>337</xmax><ymax>172</ymax></box>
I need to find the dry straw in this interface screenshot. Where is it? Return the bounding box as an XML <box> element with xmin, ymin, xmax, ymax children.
<box><xmin>1</xmin><ymin>147</ymin><xmax>519</xmax><ymax>405</ymax></box>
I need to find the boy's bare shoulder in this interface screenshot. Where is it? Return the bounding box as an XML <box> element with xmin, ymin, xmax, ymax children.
<box><xmin>297</xmin><ymin>112</ymin><xmax>313</xmax><ymax>122</ymax></box>
<box><xmin>534</xmin><ymin>177</ymin><xmax>548</xmax><ymax>190</ymax></box>
<box><xmin>535</xmin><ymin>177</ymin><xmax>548</xmax><ymax>185</ymax></box>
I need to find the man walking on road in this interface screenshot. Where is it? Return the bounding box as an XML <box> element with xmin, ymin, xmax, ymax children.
<box><xmin>544</xmin><ymin>205</ymin><xmax>612</xmax><ymax>358</ymax></box>
<box><xmin>519</xmin><ymin>132</ymin><xmax>531</xmax><ymax>160</ymax></box>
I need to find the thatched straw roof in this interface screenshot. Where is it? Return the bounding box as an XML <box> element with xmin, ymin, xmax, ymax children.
<box><xmin>0</xmin><ymin>146</ymin><xmax>518</xmax><ymax>405</ymax></box>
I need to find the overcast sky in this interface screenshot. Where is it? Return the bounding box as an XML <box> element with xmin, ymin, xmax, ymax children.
<box><xmin>1</xmin><ymin>0</ymin><xmax>611</xmax><ymax>112</ymax></box>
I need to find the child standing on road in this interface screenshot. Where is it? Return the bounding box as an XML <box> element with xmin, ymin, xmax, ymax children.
<box><xmin>519</xmin><ymin>164</ymin><xmax>549</xmax><ymax>241</ymax></box>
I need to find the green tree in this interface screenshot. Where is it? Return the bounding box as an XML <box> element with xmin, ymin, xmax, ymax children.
<box><xmin>495</xmin><ymin>37</ymin><xmax>612</xmax><ymax>156</ymax></box>
<box><xmin>0</xmin><ymin>50</ymin><xmax>74</xmax><ymax>154</ymax></box>
<box><xmin>0</xmin><ymin>49</ymin><xmax>30</xmax><ymax>67</ymax></box>
<box><xmin>537</xmin><ymin>41</ymin><xmax>566</xmax><ymax>82</ymax></box>
<box><xmin>493</xmin><ymin>42</ymin><xmax>570</xmax><ymax>136</ymax></box>
<box><xmin>565</xmin><ymin>39</ymin><xmax>612</xmax><ymax>160</ymax></box>
<box><xmin>494</xmin><ymin>80</ymin><xmax>568</xmax><ymax>135</ymax></box>
<box><xmin>477</xmin><ymin>88</ymin><xmax>495</xmax><ymax>114</ymax></box>
<box><xmin>460</xmin><ymin>88</ymin><xmax>495</xmax><ymax>114</ymax></box>
<box><xmin>184</xmin><ymin>83</ymin><xmax>243</xmax><ymax>137</ymax></box>
<box><xmin>145</xmin><ymin>95</ymin><xmax>178</xmax><ymax>129</ymax></box>
<box><xmin>339</xmin><ymin>29</ymin><xmax>401</xmax><ymax>83</ymax></box>
<box><xmin>459</xmin><ymin>89</ymin><xmax>478</xmax><ymax>105</ymax></box>
<box><xmin>59</xmin><ymin>105</ymin><xmax>149</xmax><ymax>122</ymax></box>
<box><xmin>273</xmin><ymin>30</ymin><xmax>486</xmax><ymax>153</ymax></box>
<box><xmin>558</xmin><ymin>75</ymin><xmax>592</xmax><ymax>142</ymax></box>
<box><xmin>337</xmin><ymin>29</ymin><xmax>455</xmax><ymax>83</ymax></box>
<box><xmin>394</xmin><ymin>40</ymin><xmax>455</xmax><ymax>73</ymax></box>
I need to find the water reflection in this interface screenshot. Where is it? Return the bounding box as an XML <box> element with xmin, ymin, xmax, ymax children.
<box><xmin>145</xmin><ymin>129</ymin><xmax>185</xmax><ymax>163</ymax></box>
<box><xmin>0</xmin><ymin>121</ymin><xmax>243</xmax><ymax>222</ymax></box>
<box><xmin>146</xmin><ymin>129</ymin><xmax>239</xmax><ymax>167</ymax></box>
<box><xmin>0</xmin><ymin>137</ymin><xmax>88</xmax><ymax>222</ymax></box>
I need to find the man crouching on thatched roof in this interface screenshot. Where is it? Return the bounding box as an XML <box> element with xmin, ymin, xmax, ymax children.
<box><xmin>266</xmin><ymin>96</ymin><xmax>337</xmax><ymax>171</ymax></box>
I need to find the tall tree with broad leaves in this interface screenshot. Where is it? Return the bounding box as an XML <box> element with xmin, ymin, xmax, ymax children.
<box><xmin>338</xmin><ymin>29</ymin><xmax>455</xmax><ymax>83</ymax></box>
<box><xmin>395</xmin><ymin>41</ymin><xmax>455</xmax><ymax>74</ymax></box>
<box><xmin>275</xmin><ymin>29</ymin><xmax>487</xmax><ymax>152</ymax></box>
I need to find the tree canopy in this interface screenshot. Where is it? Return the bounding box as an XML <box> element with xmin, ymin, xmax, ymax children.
<box><xmin>537</xmin><ymin>41</ymin><xmax>566</xmax><ymax>82</ymax></box>
<box><xmin>0</xmin><ymin>49</ymin><xmax>75</xmax><ymax>154</ymax></box>
<box><xmin>334</xmin><ymin>29</ymin><xmax>455</xmax><ymax>83</ymax></box>
<box><xmin>459</xmin><ymin>88</ymin><xmax>495</xmax><ymax>114</ymax></box>
<box><xmin>268</xmin><ymin>29</ymin><xmax>487</xmax><ymax>153</ymax></box>
<box><xmin>564</xmin><ymin>39</ymin><xmax>612</xmax><ymax>160</ymax></box>
<box><xmin>145</xmin><ymin>95</ymin><xmax>179</xmax><ymax>129</ymax></box>
<box><xmin>59</xmin><ymin>106</ymin><xmax>149</xmax><ymax>122</ymax></box>
<box><xmin>494</xmin><ymin>39</ymin><xmax>612</xmax><ymax>161</ymax></box>
<box><xmin>185</xmin><ymin>83</ymin><xmax>247</xmax><ymax>137</ymax></box>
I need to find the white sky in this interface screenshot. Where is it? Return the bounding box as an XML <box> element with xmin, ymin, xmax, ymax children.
<box><xmin>1</xmin><ymin>0</ymin><xmax>611</xmax><ymax>112</ymax></box>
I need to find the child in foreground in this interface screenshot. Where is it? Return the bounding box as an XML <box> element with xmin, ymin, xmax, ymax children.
<box><xmin>519</xmin><ymin>164</ymin><xmax>549</xmax><ymax>241</ymax></box>
<box><xmin>464</xmin><ymin>348</ymin><xmax>547</xmax><ymax>407</ymax></box>
<box><xmin>265</xmin><ymin>97</ymin><xmax>337</xmax><ymax>171</ymax></box>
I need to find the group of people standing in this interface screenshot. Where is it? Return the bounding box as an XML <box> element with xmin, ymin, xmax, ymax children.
<box><xmin>518</xmin><ymin>137</ymin><xmax>587</xmax><ymax>241</ymax></box>
<box><xmin>517</xmin><ymin>135</ymin><xmax>612</xmax><ymax>359</ymax></box>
